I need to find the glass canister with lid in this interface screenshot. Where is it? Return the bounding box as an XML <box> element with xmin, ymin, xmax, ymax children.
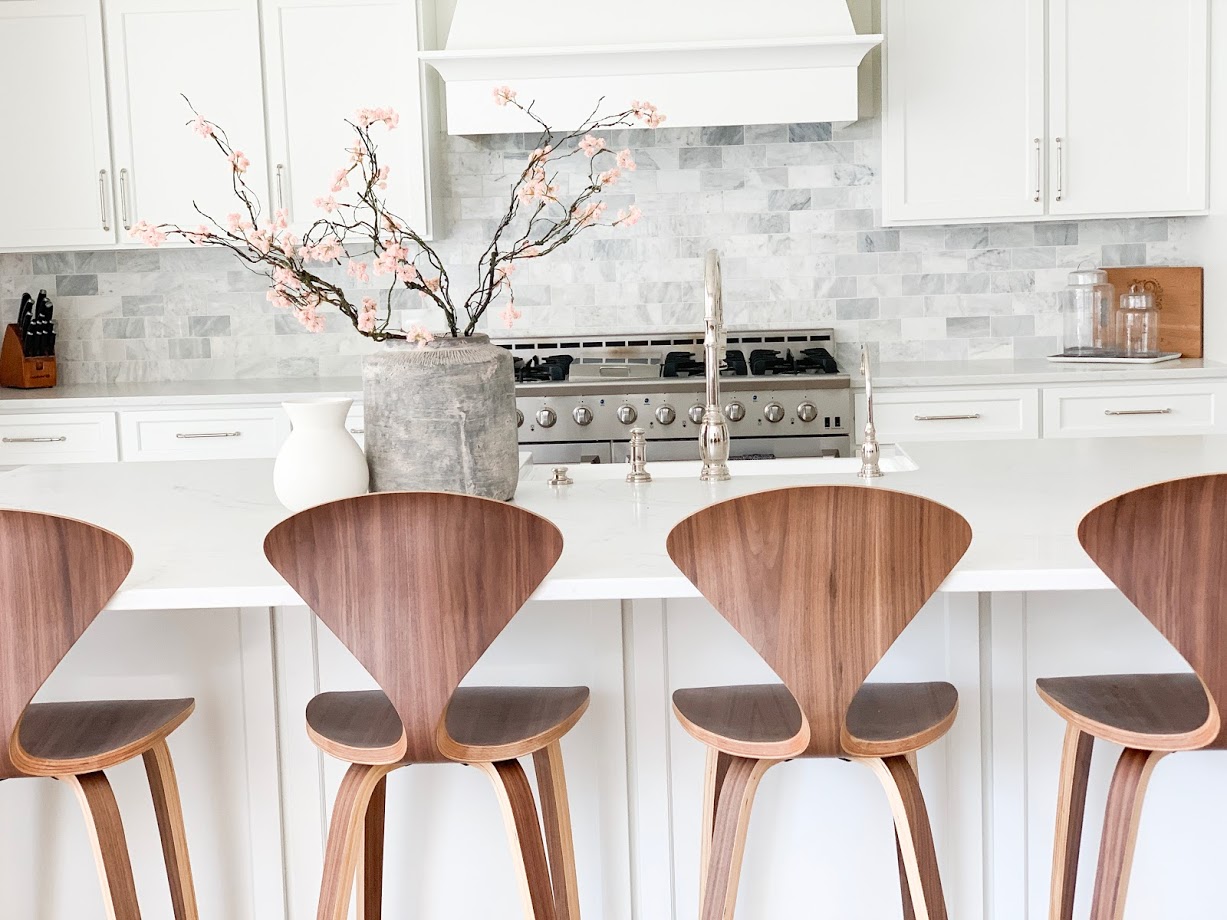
<box><xmin>1061</xmin><ymin>264</ymin><xmax>1116</xmax><ymax>356</ymax></box>
<box><xmin>1117</xmin><ymin>282</ymin><xmax>1161</xmax><ymax>357</ymax></box>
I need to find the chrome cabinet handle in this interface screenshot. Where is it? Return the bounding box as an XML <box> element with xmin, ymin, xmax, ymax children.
<box><xmin>914</xmin><ymin>413</ymin><xmax>982</xmax><ymax>422</ymax></box>
<box><xmin>99</xmin><ymin>169</ymin><xmax>111</xmax><ymax>231</ymax></box>
<box><xmin>1104</xmin><ymin>408</ymin><xmax>1171</xmax><ymax>417</ymax></box>
<box><xmin>275</xmin><ymin>163</ymin><xmax>287</xmax><ymax>213</ymax></box>
<box><xmin>1055</xmin><ymin>137</ymin><xmax>1064</xmax><ymax>202</ymax></box>
<box><xmin>348</xmin><ymin>427</ymin><xmax>364</xmax><ymax>434</ymax></box>
<box><xmin>175</xmin><ymin>431</ymin><xmax>242</xmax><ymax>439</ymax></box>
<box><xmin>118</xmin><ymin>168</ymin><xmax>132</xmax><ymax>229</ymax></box>
<box><xmin>2</xmin><ymin>436</ymin><xmax>67</xmax><ymax>444</ymax></box>
<box><xmin>1033</xmin><ymin>138</ymin><xmax>1042</xmax><ymax>202</ymax></box>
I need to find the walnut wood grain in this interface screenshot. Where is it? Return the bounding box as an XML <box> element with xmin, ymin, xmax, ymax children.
<box><xmin>357</xmin><ymin>775</ymin><xmax>386</xmax><ymax>920</ymax></box>
<box><xmin>440</xmin><ymin>686</ymin><xmax>590</xmax><ymax>763</ymax></box>
<box><xmin>479</xmin><ymin>759</ymin><xmax>558</xmax><ymax>920</ymax></box>
<box><xmin>305</xmin><ymin>691</ymin><xmax>406</xmax><ymax>765</ymax></box>
<box><xmin>672</xmin><ymin>684</ymin><xmax>807</xmax><ymax>759</ymax></box>
<box><xmin>1103</xmin><ymin>266</ymin><xmax>1203</xmax><ymax>358</ymax></box>
<box><xmin>699</xmin><ymin>748</ymin><xmax>733</xmax><ymax>903</ymax></box>
<box><xmin>533</xmin><ymin>742</ymin><xmax>582</xmax><ymax>920</ymax></box>
<box><xmin>317</xmin><ymin>763</ymin><xmax>396</xmax><ymax>920</ymax></box>
<box><xmin>0</xmin><ymin>510</ymin><xmax>133</xmax><ymax>779</ymax></box>
<box><xmin>842</xmin><ymin>682</ymin><xmax>959</xmax><ymax>757</ymax></box>
<box><xmin>1049</xmin><ymin>726</ymin><xmax>1094</xmax><ymax>920</ymax></box>
<box><xmin>61</xmin><ymin>772</ymin><xmax>141</xmax><ymax>920</ymax></box>
<box><xmin>1036</xmin><ymin>673</ymin><xmax>1212</xmax><ymax>751</ymax></box>
<box><xmin>143</xmin><ymin>739</ymin><xmax>199</xmax><ymax>920</ymax></box>
<box><xmin>265</xmin><ymin>492</ymin><xmax>565</xmax><ymax>764</ymax></box>
<box><xmin>1088</xmin><ymin>749</ymin><xmax>1167</xmax><ymax>920</ymax></box>
<box><xmin>666</xmin><ymin>486</ymin><xmax>971</xmax><ymax>757</ymax></box>
<box><xmin>14</xmin><ymin>698</ymin><xmax>195</xmax><ymax>776</ymax></box>
<box><xmin>700</xmin><ymin>756</ymin><xmax>777</xmax><ymax>920</ymax></box>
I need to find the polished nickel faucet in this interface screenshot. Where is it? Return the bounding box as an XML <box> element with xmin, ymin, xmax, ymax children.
<box><xmin>699</xmin><ymin>250</ymin><xmax>732</xmax><ymax>481</ymax></box>
<box><xmin>858</xmin><ymin>343</ymin><xmax>883</xmax><ymax>479</ymax></box>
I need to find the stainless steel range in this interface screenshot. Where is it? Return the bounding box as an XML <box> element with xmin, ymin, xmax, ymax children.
<box><xmin>493</xmin><ymin>328</ymin><xmax>853</xmax><ymax>465</ymax></box>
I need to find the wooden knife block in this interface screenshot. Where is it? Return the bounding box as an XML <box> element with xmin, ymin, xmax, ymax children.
<box><xmin>0</xmin><ymin>324</ymin><xmax>56</xmax><ymax>389</ymax></box>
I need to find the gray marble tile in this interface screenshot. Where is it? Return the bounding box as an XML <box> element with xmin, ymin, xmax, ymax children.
<box><xmin>1100</xmin><ymin>243</ymin><xmax>1147</xmax><ymax>267</ymax></box>
<box><xmin>835</xmin><ymin>297</ymin><xmax>878</xmax><ymax>320</ymax></box>
<box><xmin>859</xmin><ymin>230</ymin><xmax>899</xmax><ymax>253</ymax></box>
<box><xmin>789</xmin><ymin>123</ymin><xmax>833</xmax><ymax>142</ymax></box>
<box><xmin>678</xmin><ymin>147</ymin><xmax>721</xmax><ymax>169</ymax></box>
<box><xmin>767</xmin><ymin>189</ymin><xmax>811</xmax><ymax>212</ymax></box>
<box><xmin>169</xmin><ymin>338</ymin><xmax>212</xmax><ymax>360</ymax></box>
<box><xmin>189</xmin><ymin>315</ymin><xmax>232</xmax><ymax>337</ymax></box>
<box><xmin>1035</xmin><ymin>223</ymin><xmax>1079</xmax><ymax>246</ymax></box>
<box><xmin>121</xmin><ymin>295</ymin><xmax>166</xmax><ymax>316</ymax></box>
<box><xmin>102</xmin><ymin>317</ymin><xmax>145</xmax><ymax>339</ymax></box>
<box><xmin>34</xmin><ymin>253</ymin><xmax>74</xmax><ymax>274</ymax></box>
<box><xmin>56</xmin><ymin>274</ymin><xmax>98</xmax><ymax>295</ymax></box>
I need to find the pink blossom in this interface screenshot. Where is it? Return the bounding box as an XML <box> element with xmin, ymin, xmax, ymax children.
<box><xmin>296</xmin><ymin>307</ymin><xmax>326</xmax><ymax>333</ymax></box>
<box><xmin>376</xmin><ymin>165</ymin><xmax>390</xmax><ymax>190</ymax></box>
<box><xmin>347</xmin><ymin>259</ymin><xmax>370</xmax><ymax>283</ymax></box>
<box><xmin>373</xmin><ymin>240</ymin><xmax>409</xmax><ymax>276</ymax></box>
<box><xmin>267</xmin><ymin>286</ymin><xmax>295</xmax><ymax>309</ymax></box>
<box><xmin>357</xmin><ymin>297</ymin><xmax>379</xmax><ymax>333</ymax></box>
<box><xmin>499</xmin><ymin>301</ymin><xmax>522</xmax><ymax>328</ymax></box>
<box><xmin>492</xmin><ymin>85</ymin><xmax>517</xmax><ymax>107</ymax></box>
<box><xmin>579</xmin><ymin>134</ymin><xmax>607</xmax><ymax>157</ymax></box>
<box><xmin>331</xmin><ymin>168</ymin><xmax>350</xmax><ymax>193</ymax></box>
<box><xmin>598</xmin><ymin>167</ymin><xmax>621</xmax><ymax>186</ymax></box>
<box><xmin>129</xmin><ymin>220</ymin><xmax>167</xmax><ymax>247</ymax></box>
<box><xmin>405</xmin><ymin>323</ymin><xmax>435</xmax><ymax>347</ymax></box>
<box><xmin>347</xmin><ymin>144</ymin><xmax>366</xmax><ymax>165</ymax></box>
<box><xmin>225</xmin><ymin>212</ymin><xmax>251</xmax><ymax>234</ymax></box>
<box><xmin>278</xmin><ymin>232</ymin><xmax>301</xmax><ymax>257</ymax></box>
<box><xmin>577</xmin><ymin>201</ymin><xmax>607</xmax><ymax>227</ymax></box>
<box><xmin>396</xmin><ymin>263</ymin><xmax>419</xmax><ymax>284</ymax></box>
<box><xmin>228</xmin><ymin>150</ymin><xmax>250</xmax><ymax>173</ymax></box>
<box><xmin>615</xmin><ymin>205</ymin><xmax>643</xmax><ymax>227</ymax></box>
<box><xmin>272</xmin><ymin>266</ymin><xmax>300</xmax><ymax>290</ymax></box>
<box><xmin>495</xmin><ymin>262</ymin><xmax>517</xmax><ymax>283</ymax></box>
<box><xmin>247</xmin><ymin>228</ymin><xmax>273</xmax><ymax>254</ymax></box>
<box><xmin>192</xmin><ymin>115</ymin><xmax>214</xmax><ymax>139</ymax></box>
<box><xmin>185</xmin><ymin>224</ymin><xmax>210</xmax><ymax>246</ymax></box>
<box><xmin>313</xmin><ymin>195</ymin><xmax>338</xmax><ymax>213</ymax></box>
<box><xmin>423</xmin><ymin>276</ymin><xmax>440</xmax><ymax>292</ymax></box>
<box><xmin>355</xmin><ymin>106</ymin><xmax>399</xmax><ymax>129</ymax></box>
<box><xmin>631</xmin><ymin>100</ymin><xmax>666</xmax><ymax>128</ymax></box>
<box><xmin>301</xmin><ymin>238</ymin><xmax>344</xmax><ymax>262</ymax></box>
<box><xmin>617</xmin><ymin>149</ymin><xmax>637</xmax><ymax>171</ymax></box>
<box><xmin>273</xmin><ymin>208</ymin><xmax>290</xmax><ymax>231</ymax></box>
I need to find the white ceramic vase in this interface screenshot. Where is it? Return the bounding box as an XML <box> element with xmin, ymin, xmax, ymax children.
<box><xmin>274</xmin><ymin>397</ymin><xmax>369</xmax><ymax>512</ymax></box>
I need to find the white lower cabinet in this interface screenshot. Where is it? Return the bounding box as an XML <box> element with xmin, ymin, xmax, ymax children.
<box><xmin>119</xmin><ymin>406</ymin><xmax>291</xmax><ymax>461</ymax></box>
<box><xmin>857</xmin><ymin>387</ymin><xmax>1041</xmax><ymax>442</ymax></box>
<box><xmin>0</xmin><ymin>411</ymin><xmax>118</xmax><ymax>464</ymax></box>
<box><xmin>1043</xmin><ymin>381</ymin><xmax>1227</xmax><ymax>438</ymax></box>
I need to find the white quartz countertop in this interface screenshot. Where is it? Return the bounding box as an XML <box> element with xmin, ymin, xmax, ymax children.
<box><xmin>858</xmin><ymin>357</ymin><xmax>1227</xmax><ymax>388</ymax></box>
<box><xmin>0</xmin><ymin>376</ymin><xmax>364</xmax><ymax>409</ymax></box>
<box><xmin>3</xmin><ymin>436</ymin><xmax>1226</xmax><ymax>610</ymax></box>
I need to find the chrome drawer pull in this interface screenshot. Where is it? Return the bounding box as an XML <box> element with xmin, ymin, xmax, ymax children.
<box><xmin>2</xmin><ymin>436</ymin><xmax>67</xmax><ymax>444</ymax></box>
<box><xmin>349</xmin><ymin>427</ymin><xmax>365</xmax><ymax>434</ymax></box>
<box><xmin>914</xmin><ymin>413</ymin><xmax>982</xmax><ymax>422</ymax></box>
<box><xmin>175</xmin><ymin>431</ymin><xmax>242</xmax><ymax>439</ymax></box>
<box><xmin>1104</xmin><ymin>408</ymin><xmax>1172</xmax><ymax>417</ymax></box>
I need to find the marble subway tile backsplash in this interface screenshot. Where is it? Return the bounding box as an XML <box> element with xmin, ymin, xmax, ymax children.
<box><xmin>0</xmin><ymin>118</ymin><xmax>1193</xmax><ymax>384</ymax></box>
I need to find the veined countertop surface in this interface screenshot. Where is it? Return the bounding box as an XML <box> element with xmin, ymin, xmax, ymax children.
<box><xmin>858</xmin><ymin>357</ymin><xmax>1227</xmax><ymax>389</ymax></box>
<box><xmin>2</xmin><ymin>435</ymin><xmax>1225</xmax><ymax>609</ymax></box>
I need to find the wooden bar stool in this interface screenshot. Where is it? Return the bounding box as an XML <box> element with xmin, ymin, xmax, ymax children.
<box><xmin>1041</xmin><ymin>474</ymin><xmax>1227</xmax><ymax>920</ymax></box>
<box><xmin>0</xmin><ymin>510</ymin><xmax>198</xmax><ymax>920</ymax></box>
<box><xmin>666</xmin><ymin>485</ymin><xmax>972</xmax><ymax>920</ymax></box>
<box><xmin>264</xmin><ymin>491</ymin><xmax>588</xmax><ymax>920</ymax></box>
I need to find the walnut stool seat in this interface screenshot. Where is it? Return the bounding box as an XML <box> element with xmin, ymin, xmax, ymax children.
<box><xmin>266</xmin><ymin>492</ymin><xmax>588</xmax><ymax>920</ymax></box>
<box><xmin>667</xmin><ymin>486</ymin><xmax>972</xmax><ymax>920</ymax></box>
<box><xmin>0</xmin><ymin>511</ymin><xmax>199</xmax><ymax>920</ymax></box>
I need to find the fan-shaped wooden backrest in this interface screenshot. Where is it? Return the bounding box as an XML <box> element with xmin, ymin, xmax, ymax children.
<box><xmin>0</xmin><ymin>510</ymin><xmax>133</xmax><ymax>779</ymax></box>
<box><xmin>1079</xmin><ymin>474</ymin><xmax>1227</xmax><ymax>745</ymax></box>
<box><xmin>667</xmin><ymin>485</ymin><xmax>971</xmax><ymax>756</ymax></box>
<box><xmin>264</xmin><ymin>491</ymin><xmax>564</xmax><ymax>764</ymax></box>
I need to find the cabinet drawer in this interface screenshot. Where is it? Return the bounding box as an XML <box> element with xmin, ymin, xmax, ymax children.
<box><xmin>856</xmin><ymin>388</ymin><xmax>1040</xmax><ymax>442</ymax></box>
<box><xmin>0</xmin><ymin>412</ymin><xmax>118</xmax><ymax>464</ymax></box>
<box><xmin>1043</xmin><ymin>383</ymin><xmax>1227</xmax><ymax>438</ymax></box>
<box><xmin>119</xmin><ymin>407</ymin><xmax>290</xmax><ymax>461</ymax></box>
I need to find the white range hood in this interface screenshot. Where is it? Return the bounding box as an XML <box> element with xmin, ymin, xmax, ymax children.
<box><xmin>420</xmin><ymin>0</ymin><xmax>882</xmax><ymax>135</ymax></box>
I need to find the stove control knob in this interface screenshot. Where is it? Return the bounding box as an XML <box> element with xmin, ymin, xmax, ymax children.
<box><xmin>797</xmin><ymin>402</ymin><xmax>818</xmax><ymax>423</ymax></box>
<box><xmin>724</xmin><ymin>401</ymin><xmax>746</xmax><ymax>422</ymax></box>
<box><xmin>536</xmin><ymin>408</ymin><xmax>557</xmax><ymax>428</ymax></box>
<box><xmin>516</xmin><ymin>409</ymin><xmax>525</xmax><ymax>428</ymax></box>
<box><xmin>655</xmin><ymin>405</ymin><xmax>677</xmax><ymax>425</ymax></box>
<box><xmin>764</xmin><ymin>402</ymin><xmax>785</xmax><ymax>423</ymax></box>
<box><xmin>688</xmin><ymin>405</ymin><xmax>705</xmax><ymax>424</ymax></box>
<box><xmin>616</xmin><ymin>405</ymin><xmax>638</xmax><ymax>425</ymax></box>
<box><xmin>572</xmin><ymin>406</ymin><xmax>594</xmax><ymax>426</ymax></box>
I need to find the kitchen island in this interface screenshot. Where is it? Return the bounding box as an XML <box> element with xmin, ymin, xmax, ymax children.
<box><xmin>2</xmin><ymin>437</ymin><xmax>1224</xmax><ymax>920</ymax></box>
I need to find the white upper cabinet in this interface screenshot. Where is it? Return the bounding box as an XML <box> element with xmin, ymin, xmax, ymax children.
<box><xmin>104</xmin><ymin>0</ymin><xmax>270</xmax><ymax>235</ymax></box>
<box><xmin>261</xmin><ymin>0</ymin><xmax>434</xmax><ymax>239</ymax></box>
<box><xmin>883</xmin><ymin>0</ymin><xmax>1045</xmax><ymax>223</ymax></box>
<box><xmin>882</xmin><ymin>0</ymin><xmax>1209</xmax><ymax>225</ymax></box>
<box><xmin>0</xmin><ymin>0</ymin><xmax>115</xmax><ymax>249</ymax></box>
<box><xmin>1048</xmin><ymin>0</ymin><xmax>1208</xmax><ymax>217</ymax></box>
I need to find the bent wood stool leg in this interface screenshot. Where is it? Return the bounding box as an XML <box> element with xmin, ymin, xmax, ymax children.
<box><xmin>142</xmin><ymin>740</ymin><xmax>200</xmax><ymax>920</ymax></box>
<box><xmin>860</xmin><ymin>756</ymin><xmax>949</xmax><ymax>920</ymax></box>
<box><xmin>700</xmin><ymin>748</ymin><xmax>734</xmax><ymax>903</ymax></box>
<box><xmin>532</xmin><ymin>742</ymin><xmax>581</xmax><ymax>920</ymax></box>
<box><xmin>1049</xmin><ymin>726</ymin><xmax>1094</xmax><ymax>920</ymax></box>
<box><xmin>61</xmin><ymin>772</ymin><xmax>142</xmax><ymax>920</ymax></box>
<box><xmin>478</xmin><ymin>759</ymin><xmax>557</xmax><ymax>920</ymax></box>
<box><xmin>1089</xmin><ymin>748</ymin><xmax>1167</xmax><ymax>920</ymax></box>
<box><xmin>357</xmin><ymin>774</ymin><xmax>387</xmax><ymax>920</ymax></box>
<box><xmin>318</xmin><ymin>763</ymin><xmax>396</xmax><ymax>920</ymax></box>
<box><xmin>701</xmin><ymin>756</ymin><xmax>775</xmax><ymax>920</ymax></box>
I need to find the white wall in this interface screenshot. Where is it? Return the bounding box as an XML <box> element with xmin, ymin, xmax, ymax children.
<box><xmin>1188</xmin><ymin>1</ymin><xmax>1225</xmax><ymax>359</ymax></box>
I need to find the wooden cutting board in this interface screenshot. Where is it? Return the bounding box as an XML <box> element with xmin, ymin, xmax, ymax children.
<box><xmin>1104</xmin><ymin>266</ymin><xmax>1204</xmax><ymax>358</ymax></box>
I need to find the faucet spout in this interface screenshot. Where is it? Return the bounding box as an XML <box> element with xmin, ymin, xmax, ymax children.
<box><xmin>699</xmin><ymin>249</ymin><xmax>732</xmax><ymax>481</ymax></box>
<box><xmin>858</xmin><ymin>343</ymin><xmax>883</xmax><ymax>479</ymax></box>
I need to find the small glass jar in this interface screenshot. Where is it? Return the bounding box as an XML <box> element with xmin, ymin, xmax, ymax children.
<box><xmin>1117</xmin><ymin>283</ymin><xmax>1161</xmax><ymax>357</ymax></box>
<box><xmin>1061</xmin><ymin>266</ymin><xmax>1116</xmax><ymax>356</ymax></box>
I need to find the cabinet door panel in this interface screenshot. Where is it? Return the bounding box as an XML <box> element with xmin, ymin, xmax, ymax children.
<box><xmin>0</xmin><ymin>0</ymin><xmax>115</xmax><ymax>249</ymax></box>
<box><xmin>883</xmin><ymin>0</ymin><xmax>1045</xmax><ymax>224</ymax></box>
<box><xmin>262</xmin><ymin>0</ymin><xmax>433</xmax><ymax>239</ymax></box>
<box><xmin>1049</xmin><ymin>0</ymin><xmax>1208</xmax><ymax>216</ymax></box>
<box><xmin>105</xmin><ymin>0</ymin><xmax>270</xmax><ymax>235</ymax></box>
